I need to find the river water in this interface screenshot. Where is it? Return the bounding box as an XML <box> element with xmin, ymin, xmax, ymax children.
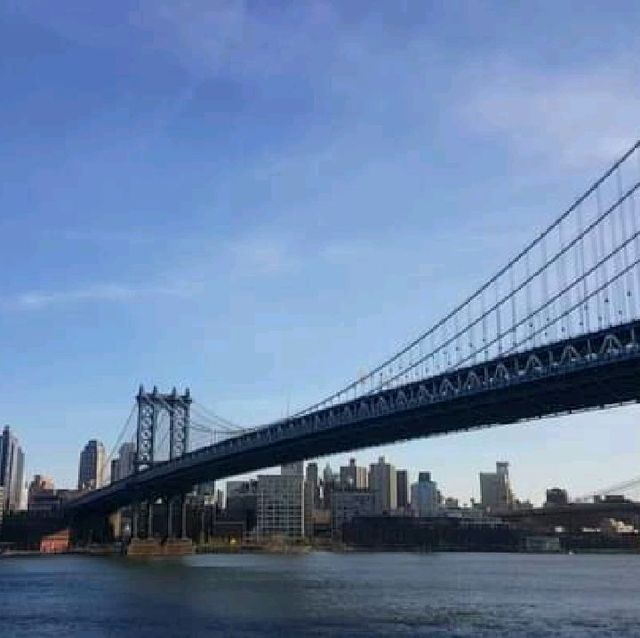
<box><xmin>1</xmin><ymin>552</ymin><xmax>639</xmax><ymax>636</ymax></box>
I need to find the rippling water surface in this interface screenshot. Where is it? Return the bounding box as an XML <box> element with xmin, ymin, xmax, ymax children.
<box><xmin>1</xmin><ymin>552</ymin><xmax>640</xmax><ymax>636</ymax></box>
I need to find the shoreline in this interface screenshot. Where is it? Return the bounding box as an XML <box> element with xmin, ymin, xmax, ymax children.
<box><xmin>3</xmin><ymin>545</ymin><xmax>640</xmax><ymax>558</ymax></box>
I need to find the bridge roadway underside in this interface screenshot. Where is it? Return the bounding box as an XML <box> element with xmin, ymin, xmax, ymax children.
<box><xmin>71</xmin><ymin>323</ymin><xmax>640</xmax><ymax>516</ymax></box>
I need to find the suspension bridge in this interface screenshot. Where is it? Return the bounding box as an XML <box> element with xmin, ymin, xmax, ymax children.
<box><xmin>69</xmin><ymin>139</ymin><xmax>640</xmax><ymax>538</ymax></box>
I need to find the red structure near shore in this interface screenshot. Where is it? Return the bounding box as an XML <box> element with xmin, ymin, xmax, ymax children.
<box><xmin>40</xmin><ymin>529</ymin><xmax>70</xmax><ymax>553</ymax></box>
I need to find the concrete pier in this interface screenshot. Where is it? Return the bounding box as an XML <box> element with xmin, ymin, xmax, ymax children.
<box><xmin>127</xmin><ymin>537</ymin><xmax>194</xmax><ymax>557</ymax></box>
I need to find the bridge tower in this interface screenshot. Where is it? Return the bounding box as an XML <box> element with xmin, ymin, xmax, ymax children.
<box><xmin>135</xmin><ymin>385</ymin><xmax>158</xmax><ymax>472</ymax></box>
<box><xmin>166</xmin><ymin>387</ymin><xmax>192</xmax><ymax>461</ymax></box>
<box><xmin>130</xmin><ymin>385</ymin><xmax>194</xmax><ymax>555</ymax></box>
<box><xmin>135</xmin><ymin>385</ymin><xmax>192</xmax><ymax>471</ymax></box>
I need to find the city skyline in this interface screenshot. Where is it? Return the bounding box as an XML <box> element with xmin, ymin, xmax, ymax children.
<box><xmin>8</xmin><ymin>400</ymin><xmax>640</xmax><ymax>506</ymax></box>
<box><xmin>0</xmin><ymin>425</ymin><xmax>25</xmax><ymax>512</ymax></box>
<box><xmin>1</xmin><ymin>3</ymin><xmax>640</xmax><ymax>502</ymax></box>
<box><xmin>6</xmin><ymin>418</ymin><xmax>634</xmax><ymax>511</ymax></box>
<box><xmin>2</xmin><ymin>4</ymin><xmax>640</xmax><ymax>635</ymax></box>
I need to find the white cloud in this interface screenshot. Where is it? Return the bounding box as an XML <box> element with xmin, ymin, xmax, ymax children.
<box><xmin>5</xmin><ymin>282</ymin><xmax>199</xmax><ymax>311</ymax></box>
<box><xmin>461</xmin><ymin>62</ymin><xmax>640</xmax><ymax>170</ymax></box>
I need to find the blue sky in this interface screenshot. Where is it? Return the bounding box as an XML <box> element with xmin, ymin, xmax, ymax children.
<box><xmin>1</xmin><ymin>1</ymin><xmax>639</xmax><ymax>503</ymax></box>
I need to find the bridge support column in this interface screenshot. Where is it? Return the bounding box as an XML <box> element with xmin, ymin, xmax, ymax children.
<box><xmin>146</xmin><ymin>501</ymin><xmax>154</xmax><ymax>539</ymax></box>
<box><xmin>199</xmin><ymin>505</ymin><xmax>206</xmax><ymax>545</ymax></box>
<box><xmin>131</xmin><ymin>502</ymin><xmax>140</xmax><ymax>539</ymax></box>
<box><xmin>166</xmin><ymin>494</ymin><xmax>192</xmax><ymax>554</ymax></box>
<box><xmin>181</xmin><ymin>495</ymin><xmax>188</xmax><ymax>539</ymax></box>
<box><xmin>166</xmin><ymin>496</ymin><xmax>173</xmax><ymax>538</ymax></box>
<box><xmin>109</xmin><ymin>511</ymin><xmax>122</xmax><ymax>541</ymax></box>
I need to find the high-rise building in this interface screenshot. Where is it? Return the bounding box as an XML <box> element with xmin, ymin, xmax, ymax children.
<box><xmin>0</xmin><ymin>426</ymin><xmax>25</xmax><ymax>512</ymax></box>
<box><xmin>479</xmin><ymin>462</ymin><xmax>514</xmax><ymax>512</ymax></box>
<box><xmin>306</xmin><ymin>462</ymin><xmax>318</xmax><ymax>487</ymax></box>
<box><xmin>0</xmin><ymin>486</ymin><xmax>4</xmax><ymax>530</ymax></box>
<box><xmin>14</xmin><ymin>447</ymin><xmax>25</xmax><ymax>510</ymax></box>
<box><xmin>110</xmin><ymin>459</ymin><xmax>120</xmax><ymax>484</ymax></box>
<box><xmin>77</xmin><ymin>440</ymin><xmax>106</xmax><ymax>491</ymax></box>
<box><xmin>322</xmin><ymin>463</ymin><xmax>335</xmax><ymax>485</ymax></box>
<box><xmin>110</xmin><ymin>442</ymin><xmax>136</xmax><ymax>484</ymax></box>
<box><xmin>339</xmin><ymin>458</ymin><xmax>368</xmax><ymax>490</ymax></box>
<box><xmin>443</xmin><ymin>496</ymin><xmax>459</xmax><ymax>509</ymax></box>
<box><xmin>369</xmin><ymin>456</ymin><xmax>397</xmax><ymax>514</ymax></box>
<box><xmin>320</xmin><ymin>463</ymin><xmax>337</xmax><ymax>510</ymax></box>
<box><xmin>196</xmin><ymin>481</ymin><xmax>216</xmax><ymax>497</ymax></box>
<box><xmin>118</xmin><ymin>442</ymin><xmax>136</xmax><ymax>479</ymax></box>
<box><xmin>545</xmin><ymin>488</ymin><xmax>569</xmax><ymax>507</ymax></box>
<box><xmin>226</xmin><ymin>480</ymin><xmax>248</xmax><ymax>500</ymax></box>
<box><xmin>26</xmin><ymin>476</ymin><xmax>79</xmax><ymax>514</ymax></box>
<box><xmin>396</xmin><ymin>469</ymin><xmax>409</xmax><ymax>510</ymax></box>
<box><xmin>411</xmin><ymin>471</ymin><xmax>439</xmax><ymax>516</ymax></box>
<box><xmin>256</xmin><ymin>473</ymin><xmax>304</xmax><ymax>540</ymax></box>
<box><xmin>331</xmin><ymin>488</ymin><xmax>375</xmax><ymax>539</ymax></box>
<box><xmin>226</xmin><ymin>480</ymin><xmax>258</xmax><ymax>532</ymax></box>
<box><xmin>281</xmin><ymin>461</ymin><xmax>303</xmax><ymax>477</ymax></box>
<box><xmin>27</xmin><ymin>475</ymin><xmax>61</xmax><ymax>513</ymax></box>
<box><xmin>196</xmin><ymin>482</ymin><xmax>224</xmax><ymax>507</ymax></box>
<box><xmin>304</xmin><ymin>462</ymin><xmax>319</xmax><ymax>537</ymax></box>
<box><xmin>28</xmin><ymin>475</ymin><xmax>54</xmax><ymax>498</ymax></box>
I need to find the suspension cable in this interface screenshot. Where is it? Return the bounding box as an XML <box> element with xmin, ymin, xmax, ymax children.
<box><xmin>292</xmin><ymin>140</ymin><xmax>640</xmax><ymax>417</ymax></box>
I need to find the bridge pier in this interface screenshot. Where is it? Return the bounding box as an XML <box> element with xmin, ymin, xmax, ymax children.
<box><xmin>127</xmin><ymin>493</ymin><xmax>193</xmax><ymax>557</ymax></box>
<box><xmin>181</xmin><ymin>495</ymin><xmax>188</xmax><ymax>539</ymax></box>
<box><xmin>131</xmin><ymin>501</ymin><xmax>139</xmax><ymax>539</ymax></box>
<box><xmin>130</xmin><ymin>500</ymin><xmax>154</xmax><ymax>539</ymax></box>
<box><xmin>166</xmin><ymin>496</ymin><xmax>173</xmax><ymax>538</ymax></box>
<box><xmin>162</xmin><ymin>494</ymin><xmax>188</xmax><ymax>540</ymax></box>
<box><xmin>160</xmin><ymin>493</ymin><xmax>193</xmax><ymax>555</ymax></box>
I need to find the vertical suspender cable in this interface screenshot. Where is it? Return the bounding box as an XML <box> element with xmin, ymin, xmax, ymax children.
<box><xmin>575</xmin><ymin>202</ymin><xmax>587</xmax><ymax>332</ymax></box>
<box><xmin>616</xmin><ymin>166</ymin><xmax>631</xmax><ymax>323</ymax></box>
<box><xmin>454</xmin><ymin>310</ymin><xmax>460</xmax><ymax>367</ymax></box>
<box><xmin>481</xmin><ymin>288</ymin><xmax>488</xmax><ymax>361</ymax></box>
<box><xmin>591</xmin><ymin>190</ymin><xmax>603</xmax><ymax>328</ymax></box>
<box><xmin>557</xmin><ymin>220</ymin><xmax>569</xmax><ymax>337</ymax></box>
<box><xmin>596</xmin><ymin>186</ymin><xmax>611</xmax><ymax>326</ymax></box>
<box><xmin>541</xmin><ymin>233</ymin><xmax>550</xmax><ymax>343</ymax></box>
<box><xmin>631</xmin><ymin>185</ymin><xmax>640</xmax><ymax>320</ymax></box>
<box><xmin>525</xmin><ymin>249</ymin><xmax>533</xmax><ymax>347</ymax></box>
<box><xmin>495</xmin><ymin>278</ymin><xmax>502</xmax><ymax>356</ymax></box>
<box><xmin>467</xmin><ymin>300</ymin><xmax>475</xmax><ymax>364</ymax></box>
<box><xmin>510</xmin><ymin>262</ymin><xmax>517</xmax><ymax>350</ymax></box>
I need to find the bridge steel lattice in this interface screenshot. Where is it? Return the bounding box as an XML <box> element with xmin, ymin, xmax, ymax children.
<box><xmin>69</xmin><ymin>139</ymin><xmax>640</xmax><ymax>516</ymax></box>
<box><xmin>135</xmin><ymin>385</ymin><xmax>192</xmax><ymax>470</ymax></box>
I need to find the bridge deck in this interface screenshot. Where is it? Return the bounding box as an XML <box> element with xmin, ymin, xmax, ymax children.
<box><xmin>69</xmin><ymin>319</ymin><xmax>640</xmax><ymax>514</ymax></box>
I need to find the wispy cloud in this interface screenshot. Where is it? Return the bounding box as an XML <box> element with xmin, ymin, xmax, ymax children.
<box><xmin>227</xmin><ymin>234</ymin><xmax>297</xmax><ymax>278</ymax></box>
<box><xmin>4</xmin><ymin>282</ymin><xmax>200</xmax><ymax>311</ymax></box>
<box><xmin>461</xmin><ymin>62</ymin><xmax>640</xmax><ymax>170</ymax></box>
<box><xmin>59</xmin><ymin>229</ymin><xmax>158</xmax><ymax>245</ymax></box>
<box><xmin>130</xmin><ymin>0</ymin><xmax>341</xmax><ymax>80</ymax></box>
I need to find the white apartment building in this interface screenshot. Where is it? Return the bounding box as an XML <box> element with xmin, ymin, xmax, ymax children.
<box><xmin>256</xmin><ymin>473</ymin><xmax>304</xmax><ymax>540</ymax></box>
